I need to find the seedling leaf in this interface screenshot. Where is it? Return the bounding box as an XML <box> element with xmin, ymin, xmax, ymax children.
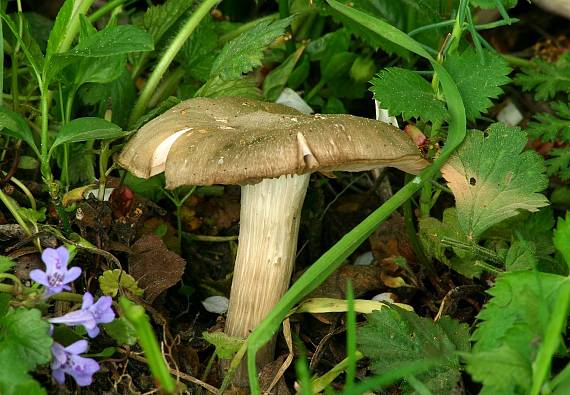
<box><xmin>99</xmin><ymin>269</ymin><xmax>144</xmax><ymax>297</ymax></box>
<box><xmin>210</xmin><ymin>17</ymin><xmax>292</xmax><ymax>81</ymax></box>
<box><xmin>51</xmin><ymin>117</ymin><xmax>127</xmax><ymax>151</ymax></box>
<box><xmin>371</xmin><ymin>67</ymin><xmax>447</xmax><ymax>124</ymax></box>
<box><xmin>0</xmin><ymin>106</ymin><xmax>40</xmax><ymax>157</ymax></box>
<box><xmin>441</xmin><ymin>123</ymin><xmax>549</xmax><ymax>240</ymax></box>
<box><xmin>202</xmin><ymin>331</ymin><xmax>245</xmax><ymax>360</ymax></box>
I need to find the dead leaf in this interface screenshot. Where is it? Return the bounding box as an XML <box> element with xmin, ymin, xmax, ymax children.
<box><xmin>129</xmin><ymin>234</ymin><xmax>186</xmax><ymax>303</ymax></box>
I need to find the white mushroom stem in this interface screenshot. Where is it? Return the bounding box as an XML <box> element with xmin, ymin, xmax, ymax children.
<box><xmin>225</xmin><ymin>173</ymin><xmax>310</xmax><ymax>369</ymax></box>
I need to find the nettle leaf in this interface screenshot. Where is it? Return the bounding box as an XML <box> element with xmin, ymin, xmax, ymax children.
<box><xmin>554</xmin><ymin>212</ymin><xmax>570</xmax><ymax>269</ymax></box>
<box><xmin>210</xmin><ymin>17</ymin><xmax>292</xmax><ymax>81</ymax></box>
<box><xmin>528</xmin><ymin>102</ymin><xmax>570</xmax><ymax>142</ymax></box>
<box><xmin>441</xmin><ymin>123</ymin><xmax>549</xmax><ymax>240</ymax></box>
<box><xmin>358</xmin><ymin>308</ymin><xmax>469</xmax><ymax>394</ymax></box>
<box><xmin>196</xmin><ymin>76</ymin><xmax>262</xmax><ymax>100</ymax></box>
<box><xmin>470</xmin><ymin>0</ymin><xmax>518</xmax><ymax>8</ymax></box>
<box><xmin>70</xmin><ymin>25</ymin><xmax>154</xmax><ymax>57</ymax></box>
<box><xmin>142</xmin><ymin>0</ymin><xmax>195</xmax><ymax>44</ymax></box>
<box><xmin>515</xmin><ymin>52</ymin><xmax>570</xmax><ymax>100</ymax></box>
<box><xmin>0</xmin><ymin>308</ymin><xmax>52</xmax><ymax>370</ymax></box>
<box><xmin>0</xmin><ymin>106</ymin><xmax>40</xmax><ymax>157</ymax></box>
<box><xmin>444</xmin><ymin>48</ymin><xmax>511</xmax><ymax>120</ymax></box>
<box><xmin>371</xmin><ymin>68</ymin><xmax>447</xmax><ymax>124</ymax></box>
<box><xmin>51</xmin><ymin>117</ymin><xmax>126</xmax><ymax>152</ymax></box>
<box><xmin>468</xmin><ymin>271</ymin><xmax>568</xmax><ymax>394</ymax></box>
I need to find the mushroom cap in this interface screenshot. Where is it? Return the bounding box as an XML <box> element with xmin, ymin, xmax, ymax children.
<box><xmin>118</xmin><ymin>97</ymin><xmax>428</xmax><ymax>189</ymax></box>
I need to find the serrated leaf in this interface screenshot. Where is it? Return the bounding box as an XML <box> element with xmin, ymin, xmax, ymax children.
<box><xmin>371</xmin><ymin>67</ymin><xmax>447</xmax><ymax>124</ymax></box>
<box><xmin>465</xmin><ymin>345</ymin><xmax>531</xmax><ymax>392</ymax></box>
<box><xmin>103</xmin><ymin>317</ymin><xmax>138</xmax><ymax>346</ymax></box>
<box><xmin>0</xmin><ymin>308</ymin><xmax>52</xmax><ymax>371</ymax></box>
<box><xmin>358</xmin><ymin>308</ymin><xmax>469</xmax><ymax>394</ymax></box>
<box><xmin>51</xmin><ymin>117</ymin><xmax>126</xmax><ymax>151</ymax></box>
<box><xmin>210</xmin><ymin>17</ymin><xmax>292</xmax><ymax>81</ymax></box>
<box><xmin>505</xmin><ymin>240</ymin><xmax>538</xmax><ymax>271</ymax></box>
<box><xmin>99</xmin><ymin>269</ymin><xmax>144</xmax><ymax>297</ymax></box>
<box><xmin>0</xmin><ymin>106</ymin><xmax>40</xmax><ymax>157</ymax></box>
<box><xmin>441</xmin><ymin>123</ymin><xmax>549</xmax><ymax>240</ymax></box>
<box><xmin>0</xmin><ymin>256</ymin><xmax>14</xmax><ymax>274</ymax></box>
<box><xmin>515</xmin><ymin>52</ymin><xmax>570</xmax><ymax>100</ymax></box>
<box><xmin>179</xmin><ymin>16</ymin><xmax>219</xmax><ymax>82</ymax></box>
<box><xmin>202</xmin><ymin>331</ymin><xmax>245</xmax><ymax>360</ymax></box>
<box><xmin>554</xmin><ymin>212</ymin><xmax>570</xmax><ymax>270</ymax></box>
<box><xmin>469</xmin><ymin>271</ymin><xmax>568</xmax><ymax>394</ymax></box>
<box><xmin>528</xmin><ymin>102</ymin><xmax>570</xmax><ymax>142</ymax></box>
<box><xmin>70</xmin><ymin>25</ymin><xmax>153</xmax><ymax>57</ymax></box>
<box><xmin>142</xmin><ymin>0</ymin><xmax>195</xmax><ymax>44</ymax></box>
<box><xmin>444</xmin><ymin>48</ymin><xmax>511</xmax><ymax>120</ymax></box>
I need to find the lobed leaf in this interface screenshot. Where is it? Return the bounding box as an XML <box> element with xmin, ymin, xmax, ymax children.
<box><xmin>441</xmin><ymin>123</ymin><xmax>549</xmax><ymax>240</ymax></box>
<box><xmin>515</xmin><ymin>52</ymin><xmax>570</xmax><ymax>100</ymax></box>
<box><xmin>371</xmin><ymin>67</ymin><xmax>448</xmax><ymax>124</ymax></box>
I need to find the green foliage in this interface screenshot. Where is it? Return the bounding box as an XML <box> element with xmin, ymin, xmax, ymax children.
<box><xmin>99</xmin><ymin>269</ymin><xmax>144</xmax><ymax>297</ymax></box>
<box><xmin>467</xmin><ymin>271</ymin><xmax>569</xmax><ymax>394</ymax></box>
<box><xmin>444</xmin><ymin>48</ymin><xmax>511</xmax><ymax>120</ymax></box>
<box><xmin>141</xmin><ymin>0</ymin><xmax>195</xmax><ymax>44</ymax></box>
<box><xmin>528</xmin><ymin>102</ymin><xmax>570</xmax><ymax>142</ymax></box>
<box><xmin>371</xmin><ymin>68</ymin><xmax>447</xmax><ymax>124</ymax></box>
<box><xmin>0</xmin><ymin>256</ymin><xmax>14</xmax><ymax>273</ymax></box>
<box><xmin>103</xmin><ymin>317</ymin><xmax>138</xmax><ymax>346</ymax></box>
<box><xmin>515</xmin><ymin>53</ymin><xmax>570</xmax><ymax>100</ymax></box>
<box><xmin>202</xmin><ymin>331</ymin><xmax>245</xmax><ymax>360</ymax></box>
<box><xmin>358</xmin><ymin>308</ymin><xmax>470</xmax><ymax>394</ymax></box>
<box><xmin>0</xmin><ymin>105</ymin><xmax>40</xmax><ymax>157</ymax></box>
<box><xmin>210</xmin><ymin>17</ymin><xmax>292</xmax><ymax>81</ymax></box>
<box><xmin>545</xmin><ymin>148</ymin><xmax>570</xmax><ymax>181</ymax></box>
<box><xmin>51</xmin><ymin>118</ymin><xmax>125</xmax><ymax>151</ymax></box>
<box><xmin>179</xmin><ymin>16</ymin><xmax>219</xmax><ymax>82</ymax></box>
<box><xmin>0</xmin><ymin>308</ymin><xmax>52</xmax><ymax>395</ymax></box>
<box><xmin>442</xmin><ymin>123</ymin><xmax>549</xmax><ymax>240</ymax></box>
<box><xmin>554</xmin><ymin>212</ymin><xmax>570</xmax><ymax>269</ymax></box>
<box><xmin>470</xmin><ymin>0</ymin><xmax>518</xmax><ymax>8</ymax></box>
<box><xmin>69</xmin><ymin>25</ymin><xmax>154</xmax><ymax>57</ymax></box>
<box><xmin>264</xmin><ymin>46</ymin><xmax>305</xmax><ymax>100</ymax></box>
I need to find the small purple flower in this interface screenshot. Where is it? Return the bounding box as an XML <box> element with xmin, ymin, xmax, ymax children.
<box><xmin>49</xmin><ymin>292</ymin><xmax>115</xmax><ymax>338</ymax></box>
<box><xmin>30</xmin><ymin>246</ymin><xmax>81</xmax><ymax>296</ymax></box>
<box><xmin>51</xmin><ymin>340</ymin><xmax>100</xmax><ymax>386</ymax></box>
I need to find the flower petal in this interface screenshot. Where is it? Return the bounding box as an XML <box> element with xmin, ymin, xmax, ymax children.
<box><xmin>52</xmin><ymin>368</ymin><xmax>66</xmax><ymax>384</ymax></box>
<box><xmin>29</xmin><ymin>269</ymin><xmax>48</xmax><ymax>286</ymax></box>
<box><xmin>72</xmin><ymin>373</ymin><xmax>94</xmax><ymax>387</ymax></box>
<box><xmin>64</xmin><ymin>266</ymin><xmax>82</xmax><ymax>284</ymax></box>
<box><xmin>65</xmin><ymin>340</ymin><xmax>89</xmax><ymax>355</ymax></box>
<box><xmin>55</xmin><ymin>246</ymin><xmax>70</xmax><ymax>268</ymax></box>
<box><xmin>86</xmin><ymin>325</ymin><xmax>100</xmax><ymax>338</ymax></box>
<box><xmin>49</xmin><ymin>310</ymin><xmax>92</xmax><ymax>326</ymax></box>
<box><xmin>81</xmin><ymin>292</ymin><xmax>94</xmax><ymax>310</ymax></box>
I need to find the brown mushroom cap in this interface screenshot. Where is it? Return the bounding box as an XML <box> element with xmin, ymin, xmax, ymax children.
<box><xmin>118</xmin><ymin>97</ymin><xmax>427</xmax><ymax>189</ymax></box>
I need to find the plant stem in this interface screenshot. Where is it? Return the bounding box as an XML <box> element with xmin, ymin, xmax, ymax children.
<box><xmin>0</xmin><ymin>282</ymin><xmax>83</xmax><ymax>302</ymax></box>
<box><xmin>88</xmin><ymin>0</ymin><xmax>130</xmax><ymax>23</ymax></box>
<box><xmin>0</xmin><ymin>187</ymin><xmax>32</xmax><ymax>237</ymax></box>
<box><xmin>129</xmin><ymin>0</ymin><xmax>221</xmax><ymax>127</ymax></box>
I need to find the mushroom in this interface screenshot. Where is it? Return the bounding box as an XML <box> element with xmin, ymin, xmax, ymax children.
<box><xmin>118</xmin><ymin>96</ymin><xmax>427</xmax><ymax>376</ymax></box>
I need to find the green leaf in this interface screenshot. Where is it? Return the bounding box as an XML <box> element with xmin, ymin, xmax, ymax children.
<box><xmin>371</xmin><ymin>67</ymin><xmax>447</xmax><ymax>124</ymax></box>
<box><xmin>554</xmin><ymin>212</ymin><xmax>570</xmax><ymax>270</ymax></box>
<box><xmin>263</xmin><ymin>45</ymin><xmax>305</xmax><ymax>101</ymax></box>
<box><xmin>321</xmin><ymin>51</ymin><xmax>356</xmax><ymax>81</ymax></box>
<box><xmin>441</xmin><ymin>123</ymin><xmax>549</xmax><ymax>240</ymax></box>
<box><xmin>196</xmin><ymin>76</ymin><xmax>262</xmax><ymax>100</ymax></box>
<box><xmin>0</xmin><ymin>308</ymin><xmax>52</xmax><ymax>371</ymax></box>
<box><xmin>45</xmin><ymin>0</ymin><xmax>73</xmax><ymax>59</ymax></box>
<box><xmin>50</xmin><ymin>117</ymin><xmax>126</xmax><ymax>152</ymax></box>
<box><xmin>103</xmin><ymin>317</ymin><xmax>138</xmax><ymax>346</ymax></box>
<box><xmin>504</xmin><ymin>240</ymin><xmax>538</xmax><ymax>271</ymax></box>
<box><xmin>210</xmin><ymin>17</ymin><xmax>292</xmax><ymax>81</ymax></box>
<box><xmin>545</xmin><ymin>148</ymin><xmax>570</xmax><ymax>181</ymax></box>
<box><xmin>515</xmin><ymin>52</ymin><xmax>570</xmax><ymax>100</ymax></box>
<box><xmin>528</xmin><ymin>102</ymin><xmax>570</xmax><ymax>143</ymax></box>
<box><xmin>444</xmin><ymin>48</ymin><xmax>511</xmax><ymax>120</ymax></box>
<box><xmin>69</xmin><ymin>25</ymin><xmax>154</xmax><ymax>57</ymax></box>
<box><xmin>465</xmin><ymin>346</ymin><xmax>531</xmax><ymax>393</ymax></box>
<box><xmin>468</xmin><ymin>271</ymin><xmax>568</xmax><ymax>394</ymax></box>
<box><xmin>0</xmin><ymin>255</ymin><xmax>16</xmax><ymax>273</ymax></box>
<box><xmin>470</xmin><ymin>0</ymin><xmax>518</xmax><ymax>8</ymax></box>
<box><xmin>0</xmin><ymin>106</ymin><xmax>40</xmax><ymax>157</ymax></box>
<box><xmin>141</xmin><ymin>0</ymin><xmax>195</xmax><ymax>44</ymax></box>
<box><xmin>358</xmin><ymin>308</ymin><xmax>469</xmax><ymax>394</ymax></box>
<box><xmin>99</xmin><ymin>269</ymin><xmax>144</xmax><ymax>297</ymax></box>
<box><xmin>179</xmin><ymin>16</ymin><xmax>219</xmax><ymax>82</ymax></box>
<box><xmin>202</xmin><ymin>331</ymin><xmax>245</xmax><ymax>360</ymax></box>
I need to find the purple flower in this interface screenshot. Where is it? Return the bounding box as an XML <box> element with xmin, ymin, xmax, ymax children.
<box><xmin>29</xmin><ymin>246</ymin><xmax>81</xmax><ymax>296</ymax></box>
<box><xmin>51</xmin><ymin>340</ymin><xmax>100</xmax><ymax>386</ymax></box>
<box><xmin>49</xmin><ymin>292</ymin><xmax>115</xmax><ymax>338</ymax></box>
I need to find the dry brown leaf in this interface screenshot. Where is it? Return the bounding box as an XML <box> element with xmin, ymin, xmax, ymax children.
<box><xmin>129</xmin><ymin>234</ymin><xmax>186</xmax><ymax>303</ymax></box>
